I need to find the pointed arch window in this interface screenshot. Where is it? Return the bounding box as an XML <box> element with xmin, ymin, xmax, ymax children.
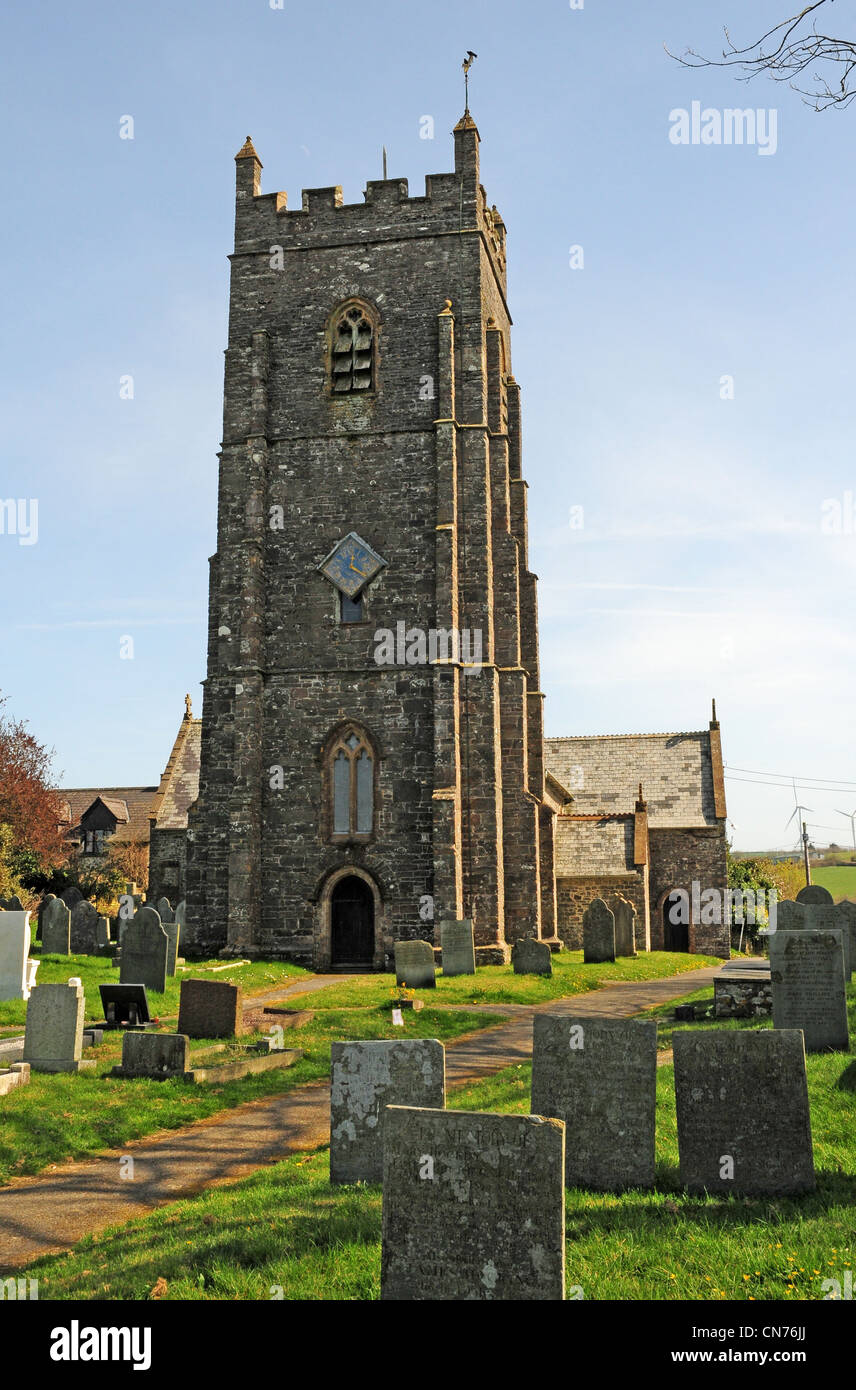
<box><xmin>330</xmin><ymin>303</ymin><xmax>375</xmax><ymax>394</ymax></box>
<box><xmin>328</xmin><ymin>726</ymin><xmax>375</xmax><ymax>839</ymax></box>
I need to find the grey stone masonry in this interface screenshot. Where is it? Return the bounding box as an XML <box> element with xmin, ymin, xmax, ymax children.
<box><xmin>583</xmin><ymin>898</ymin><xmax>616</xmax><ymax>964</ymax></box>
<box><xmin>531</xmin><ymin>1015</ymin><xmax>657</xmax><ymax>1190</ymax></box>
<box><xmin>330</xmin><ymin>1038</ymin><xmax>445</xmax><ymax>1184</ymax></box>
<box><xmin>381</xmin><ymin>1106</ymin><xmax>565</xmax><ymax>1300</ymax></box>
<box><xmin>770</xmin><ymin>929</ymin><xmax>849</xmax><ymax>1052</ymax></box>
<box><xmin>673</xmin><ymin>1030</ymin><xmax>815</xmax><ymax>1196</ymax></box>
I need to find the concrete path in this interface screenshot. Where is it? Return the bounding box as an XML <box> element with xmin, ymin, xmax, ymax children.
<box><xmin>0</xmin><ymin>964</ymin><xmax>720</xmax><ymax>1272</ymax></box>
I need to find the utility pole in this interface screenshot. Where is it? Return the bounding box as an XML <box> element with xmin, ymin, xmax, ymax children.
<box><xmin>802</xmin><ymin>820</ymin><xmax>812</xmax><ymax>886</ymax></box>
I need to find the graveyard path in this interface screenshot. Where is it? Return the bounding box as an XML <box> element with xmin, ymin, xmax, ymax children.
<box><xmin>0</xmin><ymin>963</ymin><xmax>720</xmax><ymax>1272</ymax></box>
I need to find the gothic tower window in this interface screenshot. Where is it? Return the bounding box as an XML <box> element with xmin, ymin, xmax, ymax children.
<box><xmin>326</xmin><ymin>725</ymin><xmax>375</xmax><ymax>840</ymax></box>
<box><xmin>330</xmin><ymin>302</ymin><xmax>375</xmax><ymax>394</ymax></box>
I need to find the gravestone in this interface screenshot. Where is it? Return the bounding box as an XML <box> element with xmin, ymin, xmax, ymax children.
<box><xmin>511</xmin><ymin>936</ymin><xmax>552</xmax><ymax>976</ymax></box>
<box><xmin>330</xmin><ymin>1039</ymin><xmax>445</xmax><ymax>1184</ymax></box>
<box><xmin>70</xmin><ymin>900</ymin><xmax>100</xmax><ymax>954</ymax></box>
<box><xmin>583</xmin><ymin>898</ymin><xmax>616</xmax><ymax>964</ymax></box>
<box><xmin>59</xmin><ymin>887</ymin><xmax>83</xmax><ymax>909</ymax></box>
<box><xmin>531</xmin><ymin>1015</ymin><xmax>657</xmax><ymax>1190</ymax></box>
<box><xmin>613</xmin><ymin>897</ymin><xmax>637</xmax><ymax>958</ymax></box>
<box><xmin>99</xmin><ymin>983</ymin><xmax>150</xmax><ymax>1028</ymax></box>
<box><xmin>776</xmin><ymin>899</ymin><xmax>852</xmax><ymax>981</ymax></box>
<box><xmin>796</xmin><ymin>884</ymin><xmax>833</xmax><ymax>906</ymax></box>
<box><xmin>0</xmin><ymin>911</ymin><xmax>33</xmax><ymax>1001</ymax></box>
<box><xmin>36</xmin><ymin>892</ymin><xmax>56</xmax><ymax>942</ymax></box>
<box><xmin>673</xmin><ymin>1030</ymin><xmax>815</xmax><ymax>1195</ymax></box>
<box><xmin>394</xmin><ymin>940</ymin><xmax>436</xmax><ymax>989</ymax></box>
<box><xmin>381</xmin><ymin>1106</ymin><xmax>566</xmax><ymax>1300</ymax></box>
<box><xmin>0</xmin><ymin>894</ymin><xmax>24</xmax><ymax>912</ymax></box>
<box><xmin>115</xmin><ymin>1032</ymin><xmax>190</xmax><ymax>1079</ymax></box>
<box><xmin>770</xmin><ymin>929</ymin><xmax>849</xmax><ymax>1052</ymax></box>
<box><xmin>96</xmin><ymin>917</ymin><xmax>111</xmax><ymax>950</ymax></box>
<box><xmin>41</xmin><ymin>897</ymin><xmax>71</xmax><ymax>955</ymax></box>
<box><xmin>177</xmin><ymin>979</ymin><xmax>243</xmax><ymax>1038</ymax></box>
<box><xmin>163</xmin><ymin>920</ymin><xmax>180</xmax><ymax>977</ymax></box>
<box><xmin>23</xmin><ymin>981</ymin><xmax>91</xmax><ymax>1072</ymax></box>
<box><xmin>441</xmin><ymin>919</ymin><xmax>476</xmax><ymax>976</ymax></box>
<box><xmin>157</xmin><ymin>897</ymin><xmax>174</xmax><ymax>924</ymax></box>
<box><xmin>119</xmin><ymin>907</ymin><xmax>169</xmax><ymax>994</ymax></box>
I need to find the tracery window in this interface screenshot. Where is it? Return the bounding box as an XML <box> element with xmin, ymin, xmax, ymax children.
<box><xmin>328</xmin><ymin>725</ymin><xmax>375</xmax><ymax>839</ymax></box>
<box><xmin>331</xmin><ymin>304</ymin><xmax>374</xmax><ymax>394</ymax></box>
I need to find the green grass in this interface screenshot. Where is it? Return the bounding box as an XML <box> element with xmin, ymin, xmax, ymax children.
<box><xmin>20</xmin><ymin>1020</ymin><xmax>856</xmax><ymax>1301</ymax></box>
<box><xmin>0</xmin><ymin>954</ymin><xmax>312</xmax><ymax>1031</ymax></box>
<box><xmin>812</xmin><ymin>866</ymin><xmax>856</xmax><ymax>902</ymax></box>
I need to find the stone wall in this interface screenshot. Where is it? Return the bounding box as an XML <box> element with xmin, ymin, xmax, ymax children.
<box><xmin>648</xmin><ymin>826</ymin><xmax>729</xmax><ymax>957</ymax></box>
<box><xmin>147</xmin><ymin>828</ymin><xmax>187</xmax><ymax>913</ymax></box>
<box><xmin>556</xmin><ymin>873</ymin><xmax>647</xmax><ymax>949</ymax></box>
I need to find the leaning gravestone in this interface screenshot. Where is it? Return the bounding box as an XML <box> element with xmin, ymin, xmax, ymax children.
<box><xmin>613</xmin><ymin>897</ymin><xmax>637</xmax><ymax>957</ymax></box>
<box><xmin>673</xmin><ymin>1030</ymin><xmax>815</xmax><ymax>1195</ymax></box>
<box><xmin>441</xmin><ymin>919</ymin><xmax>475</xmax><ymax>976</ymax></box>
<box><xmin>157</xmin><ymin>897</ymin><xmax>174</xmax><ymax>924</ymax></box>
<box><xmin>511</xmin><ymin>936</ymin><xmax>552</xmax><ymax>976</ymax></box>
<box><xmin>770</xmin><ymin>928</ymin><xmax>849</xmax><ymax>1052</ymax></box>
<box><xmin>0</xmin><ymin>912</ymin><xmax>33</xmax><ymax>1001</ymax></box>
<box><xmin>41</xmin><ymin>898</ymin><xmax>71</xmax><ymax>955</ymax></box>
<box><xmin>796</xmin><ymin>884</ymin><xmax>834</xmax><ymax>906</ymax></box>
<box><xmin>23</xmin><ymin>980</ymin><xmax>90</xmax><ymax>1072</ymax></box>
<box><xmin>531</xmin><ymin>1015</ymin><xmax>656</xmax><ymax>1190</ymax></box>
<box><xmin>394</xmin><ymin>940</ymin><xmax>436</xmax><ymax>989</ymax></box>
<box><xmin>330</xmin><ymin>1039</ymin><xmax>445</xmax><ymax>1184</ymax></box>
<box><xmin>381</xmin><ymin>1106</ymin><xmax>566</xmax><ymax>1301</ymax></box>
<box><xmin>70</xmin><ymin>900</ymin><xmax>100</xmax><ymax>954</ymax></box>
<box><xmin>177</xmin><ymin>979</ymin><xmax>243</xmax><ymax>1038</ymax></box>
<box><xmin>119</xmin><ymin>907</ymin><xmax>169</xmax><ymax>995</ymax></box>
<box><xmin>583</xmin><ymin>898</ymin><xmax>616</xmax><ymax>964</ymax></box>
<box><xmin>776</xmin><ymin>899</ymin><xmax>852</xmax><ymax>981</ymax></box>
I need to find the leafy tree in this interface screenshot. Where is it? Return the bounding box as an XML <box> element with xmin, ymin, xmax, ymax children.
<box><xmin>0</xmin><ymin>694</ymin><xmax>68</xmax><ymax>903</ymax></box>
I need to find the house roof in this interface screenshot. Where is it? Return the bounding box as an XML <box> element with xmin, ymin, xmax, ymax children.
<box><xmin>59</xmin><ymin>788</ymin><xmax>158</xmax><ymax>843</ymax></box>
<box><xmin>545</xmin><ymin>728</ymin><xmax>723</xmax><ymax>828</ymax></box>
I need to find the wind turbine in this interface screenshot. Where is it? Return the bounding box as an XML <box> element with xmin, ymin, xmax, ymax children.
<box><xmin>835</xmin><ymin>808</ymin><xmax>856</xmax><ymax>853</ymax></box>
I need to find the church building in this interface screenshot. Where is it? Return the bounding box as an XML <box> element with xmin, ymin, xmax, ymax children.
<box><xmin>183</xmin><ymin>112</ymin><xmax>729</xmax><ymax>966</ymax></box>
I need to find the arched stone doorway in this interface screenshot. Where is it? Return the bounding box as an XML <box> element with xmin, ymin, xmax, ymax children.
<box><xmin>330</xmin><ymin>874</ymin><xmax>375</xmax><ymax>969</ymax></box>
<box><xmin>662</xmin><ymin>889</ymin><xmax>689</xmax><ymax>952</ymax></box>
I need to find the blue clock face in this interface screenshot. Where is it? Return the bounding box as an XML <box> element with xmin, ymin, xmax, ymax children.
<box><xmin>319</xmin><ymin>532</ymin><xmax>386</xmax><ymax>598</ymax></box>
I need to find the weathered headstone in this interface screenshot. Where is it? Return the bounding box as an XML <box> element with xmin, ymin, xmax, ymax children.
<box><xmin>70</xmin><ymin>899</ymin><xmax>100</xmax><ymax>954</ymax></box>
<box><xmin>330</xmin><ymin>1039</ymin><xmax>445</xmax><ymax>1184</ymax></box>
<box><xmin>531</xmin><ymin>1015</ymin><xmax>656</xmax><ymax>1190</ymax></box>
<box><xmin>0</xmin><ymin>912</ymin><xmax>33</xmax><ymax>1002</ymax></box>
<box><xmin>511</xmin><ymin>936</ymin><xmax>552</xmax><ymax>976</ymax></box>
<box><xmin>776</xmin><ymin>899</ymin><xmax>852</xmax><ymax>981</ymax></box>
<box><xmin>613</xmin><ymin>896</ymin><xmax>637</xmax><ymax>958</ymax></box>
<box><xmin>119</xmin><ymin>907</ymin><xmax>169</xmax><ymax>994</ymax></box>
<box><xmin>96</xmin><ymin>917</ymin><xmax>112</xmax><ymax>950</ymax></box>
<box><xmin>114</xmin><ymin>1032</ymin><xmax>190</xmax><ymax>1079</ymax></box>
<box><xmin>583</xmin><ymin>898</ymin><xmax>616</xmax><ymax>964</ymax></box>
<box><xmin>381</xmin><ymin>1106</ymin><xmax>566</xmax><ymax>1300</ymax></box>
<box><xmin>394</xmin><ymin>940</ymin><xmax>436</xmax><ymax>989</ymax></box>
<box><xmin>177</xmin><ymin>979</ymin><xmax>243</xmax><ymax>1038</ymax></box>
<box><xmin>441</xmin><ymin>919</ymin><xmax>476</xmax><ymax>976</ymax></box>
<box><xmin>41</xmin><ymin>897</ymin><xmax>71</xmax><ymax>955</ymax></box>
<box><xmin>673</xmin><ymin>1030</ymin><xmax>815</xmax><ymax>1195</ymax></box>
<box><xmin>23</xmin><ymin>981</ymin><xmax>91</xmax><ymax>1072</ymax></box>
<box><xmin>157</xmin><ymin>897</ymin><xmax>174</xmax><ymax>924</ymax></box>
<box><xmin>770</xmin><ymin>929</ymin><xmax>849</xmax><ymax>1052</ymax></box>
<box><xmin>796</xmin><ymin>884</ymin><xmax>834</xmax><ymax>906</ymax></box>
<box><xmin>163</xmin><ymin>920</ymin><xmax>180</xmax><ymax>977</ymax></box>
<box><xmin>36</xmin><ymin>892</ymin><xmax>56</xmax><ymax>941</ymax></box>
<box><xmin>59</xmin><ymin>887</ymin><xmax>83</xmax><ymax>909</ymax></box>
<box><xmin>0</xmin><ymin>894</ymin><xmax>24</xmax><ymax>912</ymax></box>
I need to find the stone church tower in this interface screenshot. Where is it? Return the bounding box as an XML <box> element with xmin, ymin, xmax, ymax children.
<box><xmin>185</xmin><ymin>112</ymin><xmax>560</xmax><ymax>967</ymax></box>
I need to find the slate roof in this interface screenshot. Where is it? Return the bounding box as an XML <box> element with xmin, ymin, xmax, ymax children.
<box><xmin>59</xmin><ymin>788</ymin><xmax>158</xmax><ymax>843</ymax></box>
<box><xmin>150</xmin><ymin>716</ymin><xmax>202</xmax><ymax>830</ymax></box>
<box><xmin>545</xmin><ymin>730</ymin><xmax>719</xmax><ymax>828</ymax></box>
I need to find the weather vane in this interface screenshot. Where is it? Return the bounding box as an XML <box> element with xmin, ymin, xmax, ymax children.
<box><xmin>462</xmin><ymin>51</ymin><xmax>477</xmax><ymax>112</ymax></box>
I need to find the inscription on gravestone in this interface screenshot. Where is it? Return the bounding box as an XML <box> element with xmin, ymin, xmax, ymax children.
<box><xmin>673</xmin><ymin>1030</ymin><xmax>815</xmax><ymax>1196</ymax></box>
<box><xmin>441</xmin><ymin>919</ymin><xmax>475</xmax><ymax>977</ymax></box>
<box><xmin>511</xmin><ymin>936</ymin><xmax>552</xmax><ymax>976</ymax></box>
<box><xmin>583</xmin><ymin>898</ymin><xmax>616</xmax><ymax>964</ymax></box>
<box><xmin>70</xmin><ymin>900</ymin><xmax>100</xmax><ymax>954</ymax></box>
<box><xmin>776</xmin><ymin>900</ymin><xmax>852</xmax><ymax>980</ymax></box>
<box><xmin>381</xmin><ymin>1106</ymin><xmax>566</xmax><ymax>1301</ymax></box>
<box><xmin>394</xmin><ymin>940</ymin><xmax>436</xmax><ymax>989</ymax></box>
<box><xmin>531</xmin><ymin>1016</ymin><xmax>656</xmax><ymax>1190</ymax></box>
<box><xmin>177</xmin><ymin>979</ymin><xmax>243</xmax><ymax>1038</ymax></box>
<box><xmin>612</xmin><ymin>897</ymin><xmax>637</xmax><ymax>958</ymax></box>
<box><xmin>41</xmin><ymin>898</ymin><xmax>71</xmax><ymax>955</ymax></box>
<box><xmin>770</xmin><ymin>928</ymin><xmax>849</xmax><ymax>1052</ymax></box>
<box><xmin>23</xmin><ymin>981</ymin><xmax>89</xmax><ymax>1072</ymax></box>
<box><xmin>119</xmin><ymin>907</ymin><xmax>169</xmax><ymax>995</ymax></box>
<box><xmin>330</xmin><ymin>1039</ymin><xmax>445</xmax><ymax>1184</ymax></box>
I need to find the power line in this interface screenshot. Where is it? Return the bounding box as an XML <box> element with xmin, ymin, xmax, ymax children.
<box><xmin>724</xmin><ymin>773</ymin><xmax>856</xmax><ymax>793</ymax></box>
<box><xmin>725</xmin><ymin>764</ymin><xmax>856</xmax><ymax>789</ymax></box>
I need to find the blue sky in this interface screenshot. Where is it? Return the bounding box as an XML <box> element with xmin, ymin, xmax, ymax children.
<box><xmin>1</xmin><ymin>0</ymin><xmax>854</xmax><ymax>851</ymax></box>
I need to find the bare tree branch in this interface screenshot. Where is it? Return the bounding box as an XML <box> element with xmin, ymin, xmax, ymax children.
<box><xmin>666</xmin><ymin>2</ymin><xmax>856</xmax><ymax>111</ymax></box>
